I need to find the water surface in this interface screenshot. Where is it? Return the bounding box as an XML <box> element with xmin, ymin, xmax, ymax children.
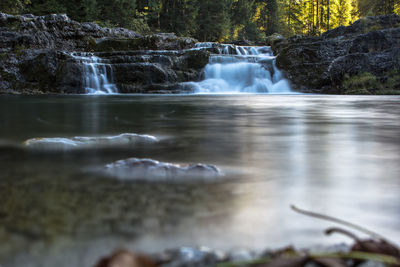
<box><xmin>0</xmin><ymin>94</ymin><xmax>399</xmax><ymax>266</ymax></box>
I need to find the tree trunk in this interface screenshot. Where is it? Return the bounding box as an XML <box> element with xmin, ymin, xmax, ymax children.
<box><xmin>288</xmin><ymin>0</ymin><xmax>291</xmax><ymax>27</ymax></box>
<box><xmin>316</xmin><ymin>0</ymin><xmax>319</xmax><ymax>30</ymax></box>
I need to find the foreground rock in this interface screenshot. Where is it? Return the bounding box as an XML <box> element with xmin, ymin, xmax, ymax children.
<box><xmin>104</xmin><ymin>158</ymin><xmax>222</xmax><ymax>181</ymax></box>
<box><xmin>95</xmin><ymin>240</ymin><xmax>400</xmax><ymax>267</ymax></box>
<box><xmin>274</xmin><ymin>14</ymin><xmax>400</xmax><ymax>94</ymax></box>
<box><xmin>0</xmin><ymin>13</ymin><xmax>205</xmax><ymax>94</ymax></box>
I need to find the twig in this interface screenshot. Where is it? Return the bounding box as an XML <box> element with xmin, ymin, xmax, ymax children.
<box><xmin>291</xmin><ymin>205</ymin><xmax>390</xmax><ymax>242</ymax></box>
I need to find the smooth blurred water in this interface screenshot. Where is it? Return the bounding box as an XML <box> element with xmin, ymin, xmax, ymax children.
<box><xmin>0</xmin><ymin>94</ymin><xmax>399</xmax><ymax>266</ymax></box>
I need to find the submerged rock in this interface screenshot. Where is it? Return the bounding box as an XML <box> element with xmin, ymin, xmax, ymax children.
<box><xmin>104</xmin><ymin>158</ymin><xmax>222</xmax><ymax>181</ymax></box>
<box><xmin>24</xmin><ymin>133</ymin><xmax>158</xmax><ymax>149</ymax></box>
<box><xmin>274</xmin><ymin>14</ymin><xmax>400</xmax><ymax>94</ymax></box>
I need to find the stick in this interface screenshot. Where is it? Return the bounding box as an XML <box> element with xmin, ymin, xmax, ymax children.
<box><xmin>290</xmin><ymin>205</ymin><xmax>390</xmax><ymax>242</ymax></box>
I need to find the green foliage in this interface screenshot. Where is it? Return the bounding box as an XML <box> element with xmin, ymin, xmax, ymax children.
<box><xmin>160</xmin><ymin>0</ymin><xmax>199</xmax><ymax>36</ymax></box>
<box><xmin>0</xmin><ymin>0</ymin><xmax>30</xmax><ymax>15</ymax></box>
<box><xmin>195</xmin><ymin>0</ymin><xmax>233</xmax><ymax>41</ymax></box>
<box><xmin>97</xmin><ymin>0</ymin><xmax>137</xmax><ymax>28</ymax></box>
<box><xmin>131</xmin><ymin>12</ymin><xmax>151</xmax><ymax>34</ymax></box>
<box><xmin>342</xmin><ymin>70</ymin><xmax>400</xmax><ymax>95</ymax></box>
<box><xmin>3</xmin><ymin>0</ymin><xmax>400</xmax><ymax>41</ymax></box>
<box><xmin>27</xmin><ymin>0</ymin><xmax>66</xmax><ymax>16</ymax></box>
<box><xmin>342</xmin><ymin>72</ymin><xmax>377</xmax><ymax>94</ymax></box>
<box><xmin>381</xmin><ymin>68</ymin><xmax>400</xmax><ymax>94</ymax></box>
<box><xmin>265</xmin><ymin>0</ymin><xmax>280</xmax><ymax>34</ymax></box>
<box><xmin>358</xmin><ymin>0</ymin><xmax>397</xmax><ymax>16</ymax></box>
<box><xmin>82</xmin><ymin>0</ymin><xmax>99</xmax><ymax>21</ymax></box>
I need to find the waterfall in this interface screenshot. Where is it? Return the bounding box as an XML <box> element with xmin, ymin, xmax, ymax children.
<box><xmin>71</xmin><ymin>53</ymin><xmax>118</xmax><ymax>94</ymax></box>
<box><xmin>189</xmin><ymin>43</ymin><xmax>291</xmax><ymax>94</ymax></box>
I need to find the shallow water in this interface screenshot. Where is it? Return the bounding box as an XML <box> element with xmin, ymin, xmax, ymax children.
<box><xmin>0</xmin><ymin>94</ymin><xmax>399</xmax><ymax>266</ymax></box>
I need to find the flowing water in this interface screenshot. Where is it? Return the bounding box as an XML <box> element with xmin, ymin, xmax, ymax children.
<box><xmin>75</xmin><ymin>43</ymin><xmax>291</xmax><ymax>95</ymax></box>
<box><xmin>72</xmin><ymin>53</ymin><xmax>118</xmax><ymax>94</ymax></box>
<box><xmin>189</xmin><ymin>43</ymin><xmax>291</xmax><ymax>93</ymax></box>
<box><xmin>0</xmin><ymin>94</ymin><xmax>399</xmax><ymax>267</ymax></box>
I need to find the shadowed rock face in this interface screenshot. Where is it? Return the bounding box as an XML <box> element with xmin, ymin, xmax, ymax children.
<box><xmin>0</xmin><ymin>13</ymin><xmax>206</xmax><ymax>94</ymax></box>
<box><xmin>104</xmin><ymin>158</ymin><xmax>222</xmax><ymax>181</ymax></box>
<box><xmin>274</xmin><ymin>14</ymin><xmax>400</xmax><ymax>94</ymax></box>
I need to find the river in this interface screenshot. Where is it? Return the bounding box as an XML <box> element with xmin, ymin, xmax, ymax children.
<box><xmin>0</xmin><ymin>94</ymin><xmax>399</xmax><ymax>266</ymax></box>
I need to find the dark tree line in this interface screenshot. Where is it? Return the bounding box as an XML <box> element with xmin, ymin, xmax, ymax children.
<box><xmin>1</xmin><ymin>0</ymin><xmax>399</xmax><ymax>40</ymax></box>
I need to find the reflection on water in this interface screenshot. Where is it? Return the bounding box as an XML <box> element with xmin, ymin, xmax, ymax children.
<box><xmin>0</xmin><ymin>95</ymin><xmax>399</xmax><ymax>266</ymax></box>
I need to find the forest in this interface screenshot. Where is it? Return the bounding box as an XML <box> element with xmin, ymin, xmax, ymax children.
<box><xmin>1</xmin><ymin>0</ymin><xmax>400</xmax><ymax>41</ymax></box>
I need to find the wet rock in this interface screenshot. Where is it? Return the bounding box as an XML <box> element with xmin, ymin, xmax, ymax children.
<box><xmin>95</xmin><ymin>250</ymin><xmax>157</xmax><ymax>267</ymax></box>
<box><xmin>274</xmin><ymin>14</ymin><xmax>400</xmax><ymax>94</ymax></box>
<box><xmin>0</xmin><ymin>49</ymin><xmax>73</xmax><ymax>94</ymax></box>
<box><xmin>0</xmin><ymin>12</ymin><xmax>141</xmax><ymax>52</ymax></box>
<box><xmin>0</xmin><ymin>12</ymin><xmax>204</xmax><ymax>94</ymax></box>
<box><xmin>101</xmin><ymin>50</ymin><xmax>209</xmax><ymax>92</ymax></box>
<box><xmin>24</xmin><ymin>133</ymin><xmax>158</xmax><ymax>150</ymax></box>
<box><xmin>266</xmin><ymin>33</ymin><xmax>285</xmax><ymax>52</ymax></box>
<box><xmin>104</xmin><ymin>158</ymin><xmax>222</xmax><ymax>181</ymax></box>
<box><xmin>161</xmin><ymin>247</ymin><xmax>221</xmax><ymax>267</ymax></box>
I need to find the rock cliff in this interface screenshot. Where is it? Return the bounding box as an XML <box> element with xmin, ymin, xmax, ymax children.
<box><xmin>0</xmin><ymin>13</ymin><xmax>206</xmax><ymax>94</ymax></box>
<box><xmin>274</xmin><ymin>14</ymin><xmax>400</xmax><ymax>94</ymax></box>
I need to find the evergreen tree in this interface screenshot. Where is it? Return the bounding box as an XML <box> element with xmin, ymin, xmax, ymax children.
<box><xmin>332</xmin><ymin>0</ymin><xmax>351</xmax><ymax>26</ymax></box>
<box><xmin>160</xmin><ymin>0</ymin><xmax>198</xmax><ymax>36</ymax></box>
<box><xmin>358</xmin><ymin>0</ymin><xmax>397</xmax><ymax>16</ymax></box>
<box><xmin>0</xmin><ymin>0</ymin><xmax>30</xmax><ymax>14</ymax></box>
<box><xmin>27</xmin><ymin>0</ymin><xmax>66</xmax><ymax>16</ymax></box>
<box><xmin>279</xmin><ymin>0</ymin><xmax>307</xmax><ymax>35</ymax></box>
<box><xmin>4</xmin><ymin>0</ymin><xmax>400</xmax><ymax>41</ymax></box>
<box><xmin>195</xmin><ymin>0</ymin><xmax>233</xmax><ymax>41</ymax></box>
<box><xmin>137</xmin><ymin>0</ymin><xmax>162</xmax><ymax>29</ymax></box>
<box><xmin>265</xmin><ymin>0</ymin><xmax>279</xmax><ymax>34</ymax></box>
<box><xmin>97</xmin><ymin>0</ymin><xmax>137</xmax><ymax>28</ymax></box>
<box><xmin>82</xmin><ymin>0</ymin><xmax>99</xmax><ymax>21</ymax></box>
<box><xmin>232</xmin><ymin>0</ymin><xmax>263</xmax><ymax>41</ymax></box>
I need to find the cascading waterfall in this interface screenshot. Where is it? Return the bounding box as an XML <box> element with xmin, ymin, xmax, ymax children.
<box><xmin>188</xmin><ymin>43</ymin><xmax>291</xmax><ymax>93</ymax></box>
<box><xmin>71</xmin><ymin>53</ymin><xmax>118</xmax><ymax>94</ymax></box>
